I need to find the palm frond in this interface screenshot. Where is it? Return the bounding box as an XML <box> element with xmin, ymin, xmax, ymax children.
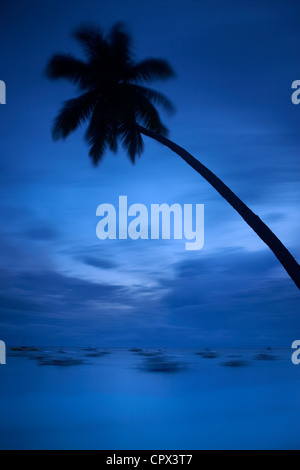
<box><xmin>108</xmin><ymin>22</ymin><xmax>133</xmax><ymax>68</ymax></box>
<box><xmin>131</xmin><ymin>85</ymin><xmax>176</xmax><ymax>114</ymax></box>
<box><xmin>45</xmin><ymin>53</ymin><xmax>88</xmax><ymax>89</ymax></box>
<box><xmin>127</xmin><ymin>58</ymin><xmax>175</xmax><ymax>83</ymax></box>
<box><xmin>52</xmin><ymin>91</ymin><xmax>96</xmax><ymax>140</ymax></box>
<box><xmin>72</xmin><ymin>24</ymin><xmax>108</xmax><ymax>62</ymax></box>
<box><xmin>107</xmin><ymin>123</ymin><xmax>119</xmax><ymax>153</ymax></box>
<box><xmin>125</xmin><ymin>87</ymin><xmax>169</xmax><ymax>136</ymax></box>
<box><xmin>120</xmin><ymin>123</ymin><xmax>144</xmax><ymax>163</ymax></box>
<box><xmin>85</xmin><ymin>103</ymin><xmax>110</xmax><ymax>164</ymax></box>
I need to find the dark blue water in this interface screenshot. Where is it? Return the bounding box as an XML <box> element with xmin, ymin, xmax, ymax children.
<box><xmin>0</xmin><ymin>348</ymin><xmax>299</xmax><ymax>449</ymax></box>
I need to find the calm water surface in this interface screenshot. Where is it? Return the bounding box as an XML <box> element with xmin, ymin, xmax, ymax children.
<box><xmin>0</xmin><ymin>348</ymin><xmax>299</xmax><ymax>449</ymax></box>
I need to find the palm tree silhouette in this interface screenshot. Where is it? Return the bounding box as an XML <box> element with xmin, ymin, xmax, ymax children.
<box><xmin>46</xmin><ymin>23</ymin><xmax>300</xmax><ymax>289</ymax></box>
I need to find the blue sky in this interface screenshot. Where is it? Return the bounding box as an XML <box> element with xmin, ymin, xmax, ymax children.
<box><xmin>0</xmin><ymin>0</ymin><xmax>299</xmax><ymax>347</ymax></box>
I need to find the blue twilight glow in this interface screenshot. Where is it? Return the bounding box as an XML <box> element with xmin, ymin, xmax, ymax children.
<box><xmin>0</xmin><ymin>0</ymin><xmax>299</xmax><ymax>347</ymax></box>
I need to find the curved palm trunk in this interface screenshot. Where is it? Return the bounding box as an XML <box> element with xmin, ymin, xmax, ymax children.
<box><xmin>137</xmin><ymin>125</ymin><xmax>300</xmax><ymax>289</ymax></box>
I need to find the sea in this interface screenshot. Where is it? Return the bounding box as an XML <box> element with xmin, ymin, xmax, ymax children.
<box><xmin>0</xmin><ymin>347</ymin><xmax>299</xmax><ymax>449</ymax></box>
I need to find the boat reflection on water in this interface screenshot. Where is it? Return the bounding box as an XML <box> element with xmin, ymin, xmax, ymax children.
<box><xmin>8</xmin><ymin>346</ymin><xmax>107</xmax><ymax>366</ymax></box>
<box><xmin>128</xmin><ymin>347</ymin><xmax>144</xmax><ymax>353</ymax></box>
<box><xmin>254</xmin><ymin>351</ymin><xmax>277</xmax><ymax>361</ymax></box>
<box><xmin>139</xmin><ymin>351</ymin><xmax>185</xmax><ymax>373</ymax></box>
<box><xmin>195</xmin><ymin>348</ymin><xmax>218</xmax><ymax>359</ymax></box>
<box><xmin>37</xmin><ymin>357</ymin><xmax>86</xmax><ymax>366</ymax></box>
<box><xmin>84</xmin><ymin>350</ymin><xmax>110</xmax><ymax>357</ymax></box>
<box><xmin>221</xmin><ymin>359</ymin><xmax>248</xmax><ymax>367</ymax></box>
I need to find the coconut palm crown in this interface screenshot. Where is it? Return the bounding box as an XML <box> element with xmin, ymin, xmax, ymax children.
<box><xmin>45</xmin><ymin>22</ymin><xmax>175</xmax><ymax>164</ymax></box>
